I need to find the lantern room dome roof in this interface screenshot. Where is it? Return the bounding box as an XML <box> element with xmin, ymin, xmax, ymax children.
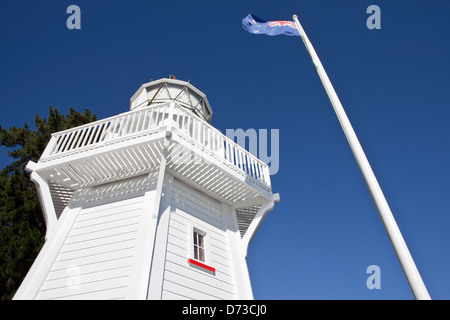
<box><xmin>129</xmin><ymin>77</ymin><xmax>213</xmax><ymax>123</ymax></box>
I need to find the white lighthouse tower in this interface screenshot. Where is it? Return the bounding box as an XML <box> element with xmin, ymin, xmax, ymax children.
<box><xmin>14</xmin><ymin>77</ymin><xmax>279</xmax><ymax>300</ymax></box>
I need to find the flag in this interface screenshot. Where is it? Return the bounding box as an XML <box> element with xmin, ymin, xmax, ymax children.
<box><xmin>242</xmin><ymin>14</ymin><xmax>300</xmax><ymax>36</ymax></box>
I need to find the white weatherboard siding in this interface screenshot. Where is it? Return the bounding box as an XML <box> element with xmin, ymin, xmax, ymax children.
<box><xmin>161</xmin><ymin>179</ymin><xmax>238</xmax><ymax>300</ymax></box>
<box><xmin>31</xmin><ymin>174</ymin><xmax>158</xmax><ymax>300</ymax></box>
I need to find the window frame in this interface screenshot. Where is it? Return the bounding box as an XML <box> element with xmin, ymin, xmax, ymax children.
<box><xmin>192</xmin><ymin>227</ymin><xmax>207</xmax><ymax>263</ymax></box>
<box><xmin>188</xmin><ymin>225</ymin><xmax>215</xmax><ymax>274</ymax></box>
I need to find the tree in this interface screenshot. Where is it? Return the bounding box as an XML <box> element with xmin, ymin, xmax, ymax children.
<box><xmin>0</xmin><ymin>107</ymin><xmax>96</xmax><ymax>299</ymax></box>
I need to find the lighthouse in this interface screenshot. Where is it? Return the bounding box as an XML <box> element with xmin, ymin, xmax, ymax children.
<box><xmin>14</xmin><ymin>77</ymin><xmax>279</xmax><ymax>300</ymax></box>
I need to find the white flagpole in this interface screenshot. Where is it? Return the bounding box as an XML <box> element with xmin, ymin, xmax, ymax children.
<box><xmin>292</xmin><ymin>14</ymin><xmax>430</xmax><ymax>300</ymax></box>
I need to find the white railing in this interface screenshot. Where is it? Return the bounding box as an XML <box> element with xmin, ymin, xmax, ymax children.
<box><xmin>42</xmin><ymin>104</ymin><xmax>170</xmax><ymax>158</ymax></box>
<box><xmin>170</xmin><ymin>104</ymin><xmax>271</xmax><ymax>188</ymax></box>
<box><xmin>41</xmin><ymin>103</ymin><xmax>271</xmax><ymax>189</ymax></box>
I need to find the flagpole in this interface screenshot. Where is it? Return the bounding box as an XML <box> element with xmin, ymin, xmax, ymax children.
<box><xmin>292</xmin><ymin>14</ymin><xmax>430</xmax><ymax>300</ymax></box>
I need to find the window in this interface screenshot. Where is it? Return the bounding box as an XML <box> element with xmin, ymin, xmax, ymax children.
<box><xmin>188</xmin><ymin>227</ymin><xmax>215</xmax><ymax>274</ymax></box>
<box><xmin>193</xmin><ymin>229</ymin><xmax>206</xmax><ymax>263</ymax></box>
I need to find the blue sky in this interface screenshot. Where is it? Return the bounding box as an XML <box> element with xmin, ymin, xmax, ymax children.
<box><xmin>1</xmin><ymin>1</ymin><xmax>449</xmax><ymax>299</ymax></box>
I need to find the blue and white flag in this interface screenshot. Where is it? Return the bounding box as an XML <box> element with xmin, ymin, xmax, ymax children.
<box><xmin>242</xmin><ymin>14</ymin><xmax>300</xmax><ymax>36</ymax></box>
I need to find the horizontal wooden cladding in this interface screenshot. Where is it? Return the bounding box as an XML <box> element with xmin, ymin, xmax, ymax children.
<box><xmin>36</xmin><ymin>190</ymin><xmax>148</xmax><ymax>300</ymax></box>
<box><xmin>167</xmin><ymin>222</ymin><xmax>234</xmax><ymax>278</ymax></box>
<box><xmin>163</xmin><ymin>255</ymin><xmax>235</xmax><ymax>300</ymax></box>
<box><xmin>162</xmin><ymin>181</ymin><xmax>237</xmax><ymax>300</ymax></box>
<box><xmin>171</xmin><ymin>193</ymin><xmax>223</xmax><ymax>231</ymax></box>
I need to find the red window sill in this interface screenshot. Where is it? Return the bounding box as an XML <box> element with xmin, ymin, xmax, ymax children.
<box><xmin>187</xmin><ymin>259</ymin><xmax>215</xmax><ymax>273</ymax></box>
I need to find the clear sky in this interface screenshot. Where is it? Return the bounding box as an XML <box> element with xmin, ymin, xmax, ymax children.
<box><xmin>1</xmin><ymin>1</ymin><xmax>449</xmax><ymax>300</ymax></box>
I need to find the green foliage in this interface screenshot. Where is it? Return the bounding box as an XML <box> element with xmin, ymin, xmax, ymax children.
<box><xmin>0</xmin><ymin>107</ymin><xmax>96</xmax><ymax>299</ymax></box>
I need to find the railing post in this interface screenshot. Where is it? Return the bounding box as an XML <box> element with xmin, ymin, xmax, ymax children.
<box><xmin>263</xmin><ymin>165</ymin><xmax>271</xmax><ymax>188</ymax></box>
<box><xmin>41</xmin><ymin>136</ymin><xmax>59</xmax><ymax>158</ymax></box>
